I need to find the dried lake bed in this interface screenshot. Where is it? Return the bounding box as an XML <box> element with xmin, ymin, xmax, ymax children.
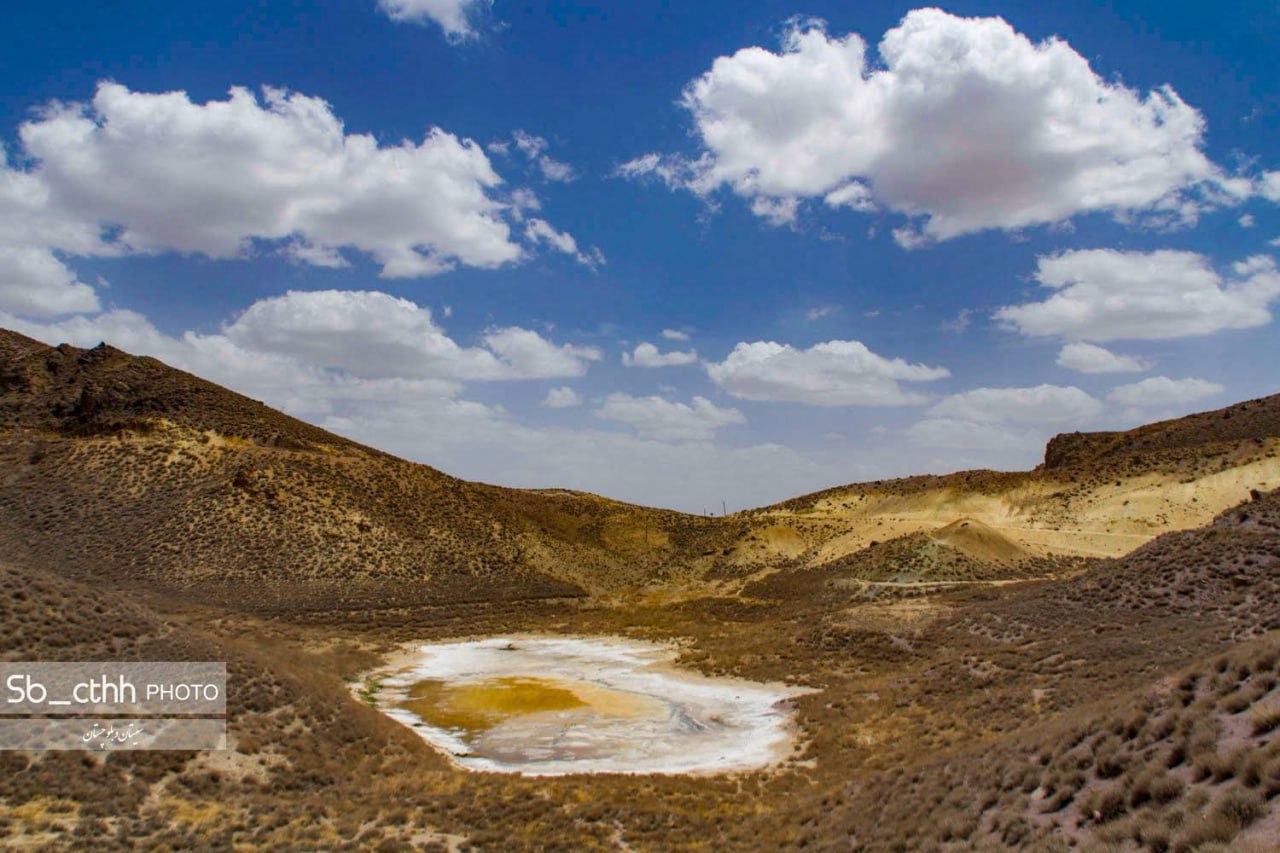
<box><xmin>359</xmin><ymin>636</ymin><xmax>813</xmax><ymax>776</ymax></box>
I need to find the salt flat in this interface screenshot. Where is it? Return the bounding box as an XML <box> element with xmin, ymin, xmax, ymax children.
<box><xmin>363</xmin><ymin>636</ymin><xmax>812</xmax><ymax>776</ymax></box>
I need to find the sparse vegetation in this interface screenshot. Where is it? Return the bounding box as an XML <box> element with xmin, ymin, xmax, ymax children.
<box><xmin>1</xmin><ymin>330</ymin><xmax>1280</xmax><ymax>849</ymax></box>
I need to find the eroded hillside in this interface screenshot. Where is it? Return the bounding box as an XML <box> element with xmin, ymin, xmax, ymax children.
<box><xmin>2</xmin><ymin>329</ymin><xmax>1278</xmax><ymax>612</ymax></box>
<box><xmin>4</xmin><ymin>328</ymin><xmax>1280</xmax><ymax>849</ymax></box>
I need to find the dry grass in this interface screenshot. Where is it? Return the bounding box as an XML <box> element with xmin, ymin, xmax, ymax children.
<box><xmin>2</xmin><ymin>330</ymin><xmax>1280</xmax><ymax>849</ymax></box>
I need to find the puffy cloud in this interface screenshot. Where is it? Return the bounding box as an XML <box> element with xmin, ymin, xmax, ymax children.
<box><xmin>910</xmin><ymin>384</ymin><xmax>1101</xmax><ymax>451</ymax></box>
<box><xmin>225</xmin><ymin>290</ymin><xmax>492</xmax><ymax>380</ymax></box>
<box><xmin>926</xmin><ymin>384</ymin><xmax>1102</xmax><ymax>424</ymax></box>
<box><xmin>905</xmin><ymin>417</ymin><xmax>1036</xmax><ymax>451</ymax></box>
<box><xmin>634</xmin><ymin>10</ymin><xmax>1238</xmax><ymax>240</ymax></box>
<box><xmin>8</xmin><ymin>289</ymin><xmax>598</xmax><ymax>396</ymax></box>
<box><xmin>376</xmin><ymin>0</ymin><xmax>491</xmax><ymax>41</ymax></box>
<box><xmin>1056</xmin><ymin>342</ymin><xmax>1152</xmax><ymax>374</ymax></box>
<box><xmin>595</xmin><ymin>393</ymin><xmax>745</xmax><ymax>443</ymax></box>
<box><xmin>621</xmin><ymin>342</ymin><xmax>698</xmax><ymax>367</ymax></box>
<box><xmin>0</xmin><ymin>247</ymin><xmax>101</xmax><ymax>317</ymax></box>
<box><xmin>749</xmin><ymin>196</ymin><xmax>799</xmax><ymax>226</ymax></box>
<box><xmin>661</xmin><ymin>328</ymin><xmax>691</xmax><ymax>342</ymax></box>
<box><xmin>0</xmin><ymin>306</ymin><xmax>467</xmax><ymax>417</ymax></box>
<box><xmin>705</xmin><ymin>339</ymin><xmax>948</xmax><ymax>406</ymax></box>
<box><xmin>481</xmin><ymin>326</ymin><xmax>601</xmax><ymax>379</ymax></box>
<box><xmin>0</xmin><ymin>151</ymin><xmax>115</xmax><ymax>316</ymax></box>
<box><xmin>540</xmin><ymin>386</ymin><xmax>582</xmax><ymax>408</ymax></box>
<box><xmin>996</xmin><ymin>250</ymin><xmax>1280</xmax><ymax>341</ymax></box>
<box><xmin>823</xmin><ymin>182</ymin><xmax>873</xmax><ymax>212</ymax></box>
<box><xmin>1259</xmin><ymin>171</ymin><xmax>1280</xmax><ymax>202</ymax></box>
<box><xmin>1107</xmin><ymin>376</ymin><xmax>1224</xmax><ymax>407</ymax></box>
<box><xmin>18</xmin><ymin>84</ymin><xmax>525</xmax><ymax>277</ymax></box>
<box><xmin>0</xmin><ymin>82</ymin><xmax>586</xmax><ymax>310</ymax></box>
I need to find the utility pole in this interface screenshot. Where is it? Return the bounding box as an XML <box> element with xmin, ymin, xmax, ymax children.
<box><xmin>722</xmin><ymin>500</ymin><xmax>727</xmax><ymax>516</ymax></box>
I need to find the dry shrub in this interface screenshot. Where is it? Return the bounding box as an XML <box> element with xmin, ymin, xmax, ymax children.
<box><xmin>1213</xmin><ymin>786</ymin><xmax>1266</xmax><ymax>828</ymax></box>
<box><xmin>1250</xmin><ymin>703</ymin><xmax>1280</xmax><ymax>735</ymax></box>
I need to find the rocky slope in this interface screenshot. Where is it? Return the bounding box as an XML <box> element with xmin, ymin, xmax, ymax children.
<box><xmin>3</xmin><ymin>326</ymin><xmax>1280</xmax><ymax>849</ymax></box>
<box><xmin>2</xmin><ymin>328</ymin><xmax>1278</xmax><ymax>611</ymax></box>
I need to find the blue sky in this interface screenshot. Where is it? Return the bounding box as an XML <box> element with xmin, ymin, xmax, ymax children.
<box><xmin>1</xmin><ymin>1</ymin><xmax>1278</xmax><ymax>511</ymax></box>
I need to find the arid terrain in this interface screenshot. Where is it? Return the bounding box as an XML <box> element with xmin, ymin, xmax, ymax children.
<box><xmin>2</xmin><ymin>328</ymin><xmax>1280</xmax><ymax>850</ymax></box>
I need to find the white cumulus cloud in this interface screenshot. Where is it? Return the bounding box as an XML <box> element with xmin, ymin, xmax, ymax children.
<box><xmin>540</xmin><ymin>386</ymin><xmax>582</xmax><ymax>408</ymax></box>
<box><xmin>1259</xmin><ymin>171</ymin><xmax>1280</xmax><ymax>202</ymax></box>
<box><xmin>925</xmin><ymin>385</ymin><xmax>1103</xmax><ymax>424</ymax></box>
<box><xmin>661</xmin><ymin>328</ymin><xmax>691</xmax><ymax>342</ymax></box>
<box><xmin>0</xmin><ymin>151</ymin><xmax>115</xmax><ymax>316</ymax></box>
<box><xmin>1056</xmin><ymin>342</ymin><xmax>1152</xmax><ymax>374</ymax></box>
<box><xmin>9</xmin><ymin>289</ymin><xmax>599</xmax><ymax>396</ymax></box>
<box><xmin>595</xmin><ymin>393</ymin><xmax>745</xmax><ymax>443</ymax></box>
<box><xmin>705</xmin><ymin>339</ymin><xmax>948</xmax><ymax>406</ymax></box>
<box><xmin>622</xmin><ymin>342</ymin><xmax>698</xmax><ymax>367</ymax></box>
<box><xmin>481</xmin><ymin>325</ymin><xmax>602</xmax><ymax>379</ymax></box>
<box><xmin>1107</xmin><ymin>376</ymin><xmax>1224</xmax><ymax>407</ymax></box>
<box><xmin>909</xmin><ymin>384</ymin><xmax>1102</xmax><ymax>451</ymax></box>
<box><xmin>631</xmin><ymin>9</ymin><xmax>1242</xmax><ymax>241</ymax></box>
<box><xmin>997</xmin><ymin>250</ymin><xmax>1280</xmax><ymax>341</ymax></box>
<box><xmin>376</xmin><ymin>0</ymin><xmax>491</xmax><ymax>41</ymax></box>
<box><xmin>19</xmin><ymin>83</ymin><xmax>528</xmax><ymax>277</ymax></box>
<box><xmin>0</xmin><ymin>83</ymin><xmax>590</xmax><ymax>315</ymax></box>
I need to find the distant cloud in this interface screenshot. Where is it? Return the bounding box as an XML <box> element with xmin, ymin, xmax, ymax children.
<box><xmin>510</xmin><ymin>130</ymin><xmax>576</xmax><ymax>183</ymax></box>
<box><xmin>622</xmin><ymin>342</ymin><xmax>698</xmax><ymax>368</ymax></box>
<box><xmin>1056</xmin><ymin>342</ymin><xmax>1152</xmax><ymax>374</ymax></box>
<box><xmin>524</xmin><ymin>218</ymin><xmax>605</xmax><ymax>269</ymax></box>
<box><xmin>910</xmin><ymin>384</ymin><xmax>1102</xmax><ymax>450</ymax></box>
<box><xmin>942</xmin><ymin>309</ymin><xmax>972</xmax><ymax>333</ymax></box>
<box><xmin>0</xmin><ymin>246</ymin><xmax>102</xmax><ymax>317</ymax></box>
<box><xmin>224</xmin><ymin>289</ymin><xmax>601</xmax><ymax>381</ymax></box>
<box><xmin>1259</xmin><ymin>171</ymin><xmax>1280</xmax><ymax>202</ymax></box>
<box><xmin>705</xmin><ymin>339</ymin><xmax>948</xmax><ymax>406</ymax></box>
<box><xmin>615</xmin><ymin>153</ymin><xmax>695</xmax><ymax>191</ymax></box>
<box><xmin>595</xmin><ymin>393</ymin><xmax>745</xmax><ymax>443</ymax></box>
<box><xmin>804</xmin><ymin>305</ymin><xmax>839</xmax><ymax>321</ymax></box>
<box><xmin>1107</xmin><ymin>376</ymin><xmax>1224</xmax><ymax>407</ymax></box>
<box><xmin>629</xmin><ymin>9</ymin><xmax>1247</xmax><ymax>241</ymax></box>
<box><xmin>750</xmin><ymin>196</ymin><xmax>799</xmax><ymax>226</ymax></box>
<box><xmin>376</xmin><ymin>0</ymin><xmax>492</xmax><ymax>42</ymax></box>
<box><xmin>925</xmin><ymin>384</ymin><xmax>1102</xmax><ymax>424</ymax></box>
<box><xmin>661</xmin><ymin>328</ymin><xmax>691</xmax><ymax>342</ymax></box>
<box><xmin>2</xmin><ymin>304</ymin><xmax>833</xmax><ymax>512</ymax></box>
<box><xmin>0</xmin><ymin>82</ymin><xmax>588</xmax><ymax>316</ymax></box>
<box><xmin>997</xmin><ymin>250</ymin><xmax>1280</xmax><ymax>341</ymax></box>
<box><xmin>1239</xmin><ymin>213</ymin><xmax>1256</xmax><ymax>228</ymax></box>
<box><xmin>540</xmin><ymin>386</ymin><xmax>582</xmax><ymax>408</ymax></box>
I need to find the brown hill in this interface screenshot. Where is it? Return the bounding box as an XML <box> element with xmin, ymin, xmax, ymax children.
<box><xmin>0</xmin><ymin>330</ymin><xmax>747</xmax><ymax>611</ymax></box>
<box><xmin>3</xmin><ymin>326</ymin><xmax>1280</xmax><ymax>850</ymax></box>
<box><xmin>747</xmin><ymin>394</ymin><xmax>1280</xmax><ymax>569</ymax></box>
<box><xmin>1</xmin><ymin>328</ymin><xmax>1278</xmax><ymax>611</ymax></box>
<box><xmin>930</xmin><ymin>516</ymin><xmax>1028</xmax><ymax>563</ymax></box>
